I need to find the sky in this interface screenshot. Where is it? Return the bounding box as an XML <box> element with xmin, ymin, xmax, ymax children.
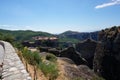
<box><xmin>0</xmin><ymin>0</ymin><xmax>120</xmax><ymax>33</ymax></box>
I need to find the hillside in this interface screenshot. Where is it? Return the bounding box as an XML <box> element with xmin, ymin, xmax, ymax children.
<box><xmin>0</xmin><ymin>29</ymin><xmax>53</xmax><ymax>41</ymax></box>
<box><xmin>0</xmin><ymin>29</ymin><xmax>100</xmax><ymax>48</ymax></box>
<box><xmin>59</xmin><ymin>30</ymin><xmax>99</xmax><ymax>41</ymax></box>
<box><xmin>0</xmin><ymin>29</ymin><xmax>99</xmax><ymax>44</ymax></box>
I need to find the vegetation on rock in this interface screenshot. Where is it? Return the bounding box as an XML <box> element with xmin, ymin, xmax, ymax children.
<box><xmin>39</xmin><ymin>62</ymin><xmax>59</xmax><ymax>80</ymax></box>
<box><xmin>21</xmin><ymin>47</ymin><xmax>59</xmax><ymax>80</ymax></box>
<box><xmin>46</xmin><ymin>53</ymin><xmax>57</xmax><ymax>62</ymax></box>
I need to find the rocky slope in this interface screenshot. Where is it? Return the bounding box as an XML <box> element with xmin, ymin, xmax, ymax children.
<box><xmin>76</xmin><ymin>39</ymin><xmax>97</xmax><ymax>69</ymax></box>
<box><xmin>94</xmin><ymin>26</ymin><xmax>120</xmax><ymax>80</ymax></box>
<box><xmin>60</xmin><ymin>47</ymin><xmax>87</xmax><ymax>65</ymax></box>
<box><xmin>57</xmin><ymin>57</ymin><xmax>101</xmax><ymax>80</ymax></box>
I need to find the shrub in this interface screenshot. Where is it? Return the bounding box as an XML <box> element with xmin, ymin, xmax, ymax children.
<box><xmin>22</xmin><ymin>47</ymin><xmax>29</xmax><ymax>60</ymax></box>
<box><xmin>39</xmin><ymin>62</ymin><xmax>59</xmax><ymax>80</ymax></box>
<box><xmin>22</xmin><ymin>47</ymin><xmax>42</xmax><ymax>65</ymax></box>
<box><xmin>22</xmin><ymin>47</ymin><xmax>58</xmax><ymax>80</ymax></box>
<box><xmin>33</xmin><ymin>51</ymin><xmax>42</xmax><ymax>64</ymax></box>
<box><xmin>46</xmin><ymin>54</ymin><xmax>57</xmax><ymax>62</ymax></box>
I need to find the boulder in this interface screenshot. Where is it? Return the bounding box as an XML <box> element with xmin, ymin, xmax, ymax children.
<box><xmin>48</xmin><ymin>48</ymin><xmax>60</xmax><ymax>56</ymax></box>
<box><xmin>58</xmin><ymin>57</ymin><xmax>75</xmax><ymax>64</ymax></box>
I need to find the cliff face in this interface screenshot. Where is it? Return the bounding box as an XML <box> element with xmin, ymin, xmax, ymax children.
<box><xmin>60</xmin><ymin>47</ymin><xmax>87</xmax><ymax>65</ymax></box>
<box><xmin>76</xmin><ymin>39</ymin><xmax>97</xmax><ymax>69</ymax></box>
<box><xmin>94</xmin><ymin>26</ymin><xmax>120</xmax><ymax>80</ymax></box>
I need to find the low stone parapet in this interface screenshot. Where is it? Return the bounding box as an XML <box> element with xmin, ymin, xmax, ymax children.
<box><xmin>0</xmin><ymin>41</ymin><xmax>31</xmax><ymax>80</ymax></box>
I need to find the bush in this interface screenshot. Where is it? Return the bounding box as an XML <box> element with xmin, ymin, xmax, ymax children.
<box><xmin>33</xmin><ymin>51</ymin><xmax>42</xmax><ymax>64</ymax></box>
<box><xmin>39</xmin><ymin>62</ymin><xmax>59</xmax><ymax>80</ymax></box>
<box><xmin>46</xmin><ymin>54</ymin><xmax>57</xmax><ymax>62</ymax></box>
<box><xmin>22</xmin><ymin>47</ymin><xmax>42</xmax><ymax>65</ymax></box>
<box><xmin>13</xmin><ymin>42</ymin><xmax>23</xmax><ymax>50</ymax></box>
<box><xmin>22</xmin><ymin>47</ymin><xmax>58</xmax><ymax>80</ymax></box>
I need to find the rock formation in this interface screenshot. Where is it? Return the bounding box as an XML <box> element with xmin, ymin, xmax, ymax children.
<box><xmin>76</xmin><ymin>39</ymin><xmax>97</xmax><ymax>68</ymax></box>
<box><xmin>48</xmin><ymin>48</ymin><xmax>60</xmax><ymax>56</ymax></box>
<box><xmin>94</xmin><ymin>26</ymin><xmax>120</xmax><ymax>80</ymax></box>
<box><xmin>64</xmin><ymin>65</ymin><xmax>101</xmax><ymax>80</ymax></box>
<box><xmin>60</xmin><ymin>47</ymin><xmax>87</xmax><ymax>65</ymax></box>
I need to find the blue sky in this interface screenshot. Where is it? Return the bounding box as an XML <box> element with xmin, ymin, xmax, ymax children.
<box><xmin>0</xmin><ymin>0</ymin><xmax>120</xmax><ymax>33</ymax></box>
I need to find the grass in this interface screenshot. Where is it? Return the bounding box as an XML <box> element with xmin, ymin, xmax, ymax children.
<box><xmin>22</xmin><ymin>47</ymin><xmax>42</xmax><ymax>65</ymax></box>
<box><xmin>39</xmin><ymin>62</ymin><xmax>59</xmax><ymax>80</ymax></box>
<box><xmin>46</xmin><ymin>53</ymin><xmax>57</xmax><ymax>62</ymax></box>
<box><xmin>21</xmin><ymin>47</ymin><xmax>59</xmax><ymax>80</ymax></box>
<box><xmin>39</xmin><ymin>53</ymin><xmax>59</xmax><ymax>80</ymax></box>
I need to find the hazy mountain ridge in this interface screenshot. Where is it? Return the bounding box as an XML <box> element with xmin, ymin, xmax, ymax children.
<box><xmin>60</xmin><ymin>30</ymin><xmax>99</xmax><ymax>41</ymax></box>
<box><xmin>0</xmin><ymin>29</ymin><xmax>99</xmax><ymax>42</ymax></box>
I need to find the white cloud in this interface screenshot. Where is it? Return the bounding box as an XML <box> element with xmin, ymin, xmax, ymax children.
<box><xmin>0</xmin><ymin>25</ymin><xmax>35</xmax><ymax>31</ymax></box>
<box><xmin>0</xmin><ymin>25</ymin><xmax>15</xmax><ymax>29</ymax></box>
<box><xmin>95</xmin><ymin>0</ymin><xmax>120</xmax><ymax>9</ymax></box>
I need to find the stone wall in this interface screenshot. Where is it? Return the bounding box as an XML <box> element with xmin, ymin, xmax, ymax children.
<box><xmin>0</xmin><ymin>41</ymin><xmax>31</xmax><ymax>80</ymax></box>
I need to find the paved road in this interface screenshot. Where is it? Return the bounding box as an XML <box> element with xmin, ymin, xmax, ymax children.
<box><xmin>0</xmin><ymin>44</ymin><xmax>4</xmax><ymax>65</ymax></box>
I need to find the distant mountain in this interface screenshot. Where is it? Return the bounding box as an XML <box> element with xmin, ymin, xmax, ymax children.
<box><xmin>0</xmin><ymin>29</ymin><xmax>53</xmax><ymax>41</ymax></box>
<box><xmin>0</xmin><ymin>29</ymin><xmax>99</xmax><ymax>43</ymax></box>
<box><xmin>60</xmin><ymin>30</ymin><xmax>80</xmax><ymax>36</ymax></box>
<box><xmin>59</xmin><ymin>30</ymin><xmax>99</xmax><ymax>41</ymax></box>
